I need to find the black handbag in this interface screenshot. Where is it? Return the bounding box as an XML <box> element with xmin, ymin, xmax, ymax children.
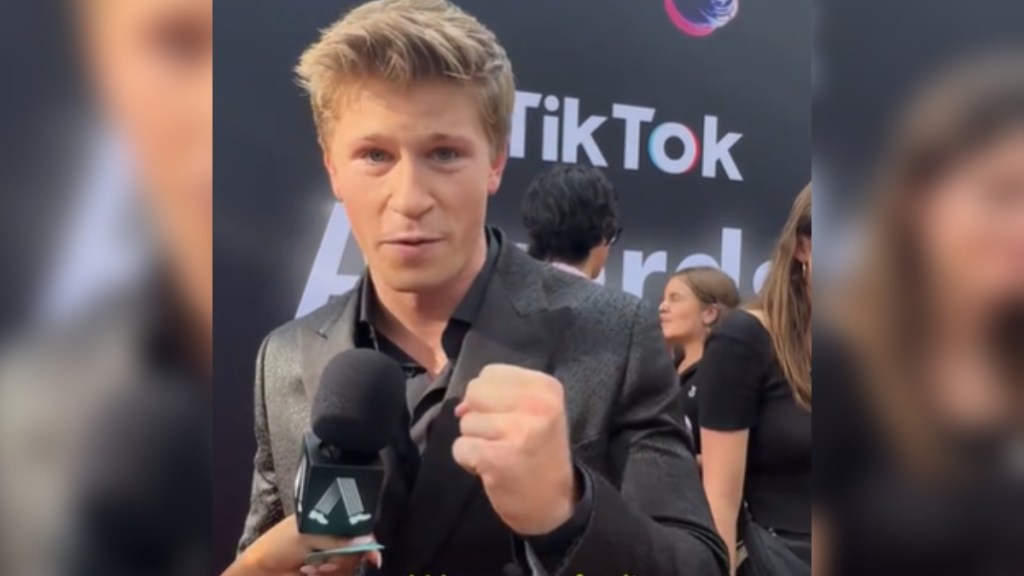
<box><xmin>738</xmin><ymin>506</ymin><xmax>811</xmax><ymax>576</ymax></box>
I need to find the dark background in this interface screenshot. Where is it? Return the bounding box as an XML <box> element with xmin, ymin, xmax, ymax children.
<box><xmin>212</xmin><ymin>0</ymin><xmax>810</xmax><ymax>569</ymax></box>
<box><xmin>815</xmin><ymin>0</ymin><xmax>1024</xmax><ymax>194</ymax></box>
<box><xmin>812</xmin><ymin>0</ymin><xmax>1024</xmax><ymax>275</ymax></box>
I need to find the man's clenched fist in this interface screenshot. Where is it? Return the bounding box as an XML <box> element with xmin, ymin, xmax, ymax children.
<box><xmin>453</xmin><ymin>364</ymin><xmax>577</xmax><ymax>536</ymax></box>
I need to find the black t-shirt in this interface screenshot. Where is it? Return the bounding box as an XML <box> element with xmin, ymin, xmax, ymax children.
<box><xmin>678</xmin><ymin>362</ymin><xmax>702</xmax><ymax>454</ymax></box>
<box><xmin>696</xmin><ymin>310</ymin><xmax>811</xmax><ymax>535</ymax></box>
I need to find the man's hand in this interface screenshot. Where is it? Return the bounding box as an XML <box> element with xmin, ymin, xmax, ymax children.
<box><xmin>224</xmin><ymin>515</ymin><xmax>380</xmax><ymax>576</ymax></box>
<box><xmin>453</xmin><ymin>364</ymin><xmax>577</xmax><ymax>536</ymax></box>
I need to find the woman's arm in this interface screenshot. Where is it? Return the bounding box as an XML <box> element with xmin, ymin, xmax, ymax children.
<box><xmin>694</xmin><ymin>313</ymin><xmax>765</xmax><ymax>575</ymax></box>
<box><xmin>700</xmin><ymin>428</ymin><xmax>750</xmax><ymax>575</ymax></box>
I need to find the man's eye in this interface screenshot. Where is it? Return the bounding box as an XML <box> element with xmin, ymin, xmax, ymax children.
<box><xmin>432</xmin><ymin>148</ymin><xmax>459</xmax><ymax>161</ymax></box>
<box><xmin>364</xmin><ymin>149</ymin><xmax>392</xmax><ymax>163</ymax></box>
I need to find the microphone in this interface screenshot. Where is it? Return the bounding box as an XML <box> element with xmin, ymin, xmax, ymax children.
<box><xmin>294</xmin><ymin>349</ymin><xmax>406</xmax><ymax>538</ymax></box>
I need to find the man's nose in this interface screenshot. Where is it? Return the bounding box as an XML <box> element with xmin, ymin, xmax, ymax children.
<box><xmin>388</xmin><ymin>158</ymin><xmax>435</xmax><ymax>218</ymax></box>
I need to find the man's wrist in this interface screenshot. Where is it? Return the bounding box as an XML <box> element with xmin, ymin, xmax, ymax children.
<box><xmin>522</xmin><ymin>462</ymin><xmax>593</xmax><ymax>569</ymax></box>
<box><xmin>555</xmin><ymin>462</ymin><xmax>581</xmax><ymax>526</ymax></box>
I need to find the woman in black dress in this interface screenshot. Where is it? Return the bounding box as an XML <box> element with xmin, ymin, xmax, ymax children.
<box><xmin>818</xmin><ymin>54</ymin><xmax>1024</xmax><ymax>576</ymax></box>
<box><xmin>698</xmin><ymin>184</ymin><xmax>812</xmax><ymax>574</ymax></box>
<box><xmin>658</xmin><ymin>266</ymin><xmax>740</xmax><ymax>457</ymax></box>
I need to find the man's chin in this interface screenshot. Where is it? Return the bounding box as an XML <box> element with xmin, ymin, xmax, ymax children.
<box><xmin>372</xmin><ymin>267</ymin><xmax>454</xmax><ymax>294</ymax></box>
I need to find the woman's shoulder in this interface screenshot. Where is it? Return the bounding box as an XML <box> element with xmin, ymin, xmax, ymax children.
<box><xmin>713</xmin><ymin>308</ymin><xmax>772</xmax><ymax>347</ymax></box>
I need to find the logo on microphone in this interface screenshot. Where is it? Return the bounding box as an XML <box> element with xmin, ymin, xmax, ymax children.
<box><xmin>308</xmin><ymin>477</ymin><xmax>372</xmax><ymax>526</ymax></box>
<box><xmin>295</xmin><ymin>458</ymin><xmax>307</xmax><ymax>515</ymax></box>
<box><xmin>664</xmin><ymin>0</ymin><xmax>739</xmax><ymax>37</ymax></box>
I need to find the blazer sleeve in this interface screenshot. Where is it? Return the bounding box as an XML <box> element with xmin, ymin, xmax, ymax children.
<box><xmin>236</xmin><ymin>335</ymin><xmax>285</xmax><ymax>554</ymax></box>
<box><xmin>553</xmin><ymin>300</ymin><xmax>729</xmax><ymax>576</ymax></box>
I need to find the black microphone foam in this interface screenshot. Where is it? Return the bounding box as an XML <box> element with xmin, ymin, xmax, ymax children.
<box><xmin>310</xmin><ymin>348</ymin><xmax>407</xmax><ymax>455</ymax></box>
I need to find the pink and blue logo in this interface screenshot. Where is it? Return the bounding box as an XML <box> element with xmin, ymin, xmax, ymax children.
<box><xmin>664</xmin><ymin>0</ymin><xmax>739</xmax><ymax>37</ymax></box>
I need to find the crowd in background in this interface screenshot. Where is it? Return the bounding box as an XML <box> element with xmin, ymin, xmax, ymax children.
<box><xmin>522</xmin><ymin>164</ymin><xmax>813</xmax><ymax>573</ymax></box>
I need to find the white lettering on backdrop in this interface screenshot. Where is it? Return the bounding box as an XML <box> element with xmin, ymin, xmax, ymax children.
<box><xmin>295</xmin><ymin>204</ymin><xmax>770</xmax><ymax>318</ymax></box>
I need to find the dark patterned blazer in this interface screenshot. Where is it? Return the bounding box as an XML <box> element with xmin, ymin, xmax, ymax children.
<box><xmin>238</xmin><ymin>236</ymin><xmax>727</xmax><ymax>576</ymax></box>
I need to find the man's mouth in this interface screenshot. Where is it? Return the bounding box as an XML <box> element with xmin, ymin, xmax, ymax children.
<box><xmin>382</xmin><ymin>235</ymin><xmax>443</xmax><ymax>247</ymax></box>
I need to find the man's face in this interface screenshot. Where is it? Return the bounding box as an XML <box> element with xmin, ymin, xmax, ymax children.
<box><xmin>324</xmin><ymin>79</ymin><xmax>506</xmax><ymax>293</ymax></box>
<box><xmin>83</xmin><ymin>0</ymin><xmax>212</xmax><ymax>321</ymax></box>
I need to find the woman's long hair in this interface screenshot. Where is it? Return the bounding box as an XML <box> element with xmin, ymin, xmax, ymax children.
<box><xmin>839</xmin><ymin>52</ymin><xmax>1024</xmax><ymax>470</ymax></box>
<box><xmin>754</xmin><ymin>183</ymin><xmax>812</xmax><ymax>410</ymax></box>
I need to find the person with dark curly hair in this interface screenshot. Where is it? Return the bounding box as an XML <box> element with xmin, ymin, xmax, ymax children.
<box><xmin>521</xmin><ymin>164</ymin><xmax>621</xmax><ymax>280</ymax></box>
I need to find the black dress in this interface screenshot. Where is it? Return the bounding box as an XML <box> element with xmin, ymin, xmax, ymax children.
<box><xmin>696</xmin><ymin>310</ymin><xmax>812</xmax><ymax>558</ymax></box>
<box><xmin>678</xmin><ymin>362</ymin><xmax>702</xmax><ymax>454</ymax></box>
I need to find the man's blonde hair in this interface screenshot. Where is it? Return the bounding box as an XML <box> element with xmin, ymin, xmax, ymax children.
<box><xmin>295</xmin><ymin>0</ymin><xmax>515</xmax><ymax>154</ymax></box>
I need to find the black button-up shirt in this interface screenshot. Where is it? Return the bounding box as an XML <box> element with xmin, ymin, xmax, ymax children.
<box><xmin>353</xmin><ymin>227</ymin><xmax>592</xmax><ymax>572</ymax></box>
<box><xmin>355</xmin><ymin>227</ymin><xmax>499</xmax><ymax>452</ymax></box>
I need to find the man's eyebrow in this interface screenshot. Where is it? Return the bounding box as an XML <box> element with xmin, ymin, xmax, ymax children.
<box><xmin>424</xmin><ymin>132</ymin><xmax>473</xmax><ymax>143</ymax></box>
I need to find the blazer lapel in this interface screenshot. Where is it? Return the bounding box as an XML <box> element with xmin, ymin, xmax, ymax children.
<box><xmin>397</xmin><ymin>254</ymin><xmax>574</xmax><ymax>572</ymax></box>
<box><xmin>298</xmin><ymin>290</ymin><xmax>360</xmax><ymax>403</ymax></box>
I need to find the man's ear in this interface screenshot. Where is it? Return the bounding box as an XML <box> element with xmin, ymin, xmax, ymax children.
<box><xmin>487</xmin><ymin>145</ymin><xmax>508</xmax><ymax>196</ymax></box>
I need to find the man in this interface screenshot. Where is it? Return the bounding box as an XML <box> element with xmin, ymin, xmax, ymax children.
<box><xmin>522</xmin><ymin>164</ymin><xmax>621</xmax><ymax>280</ymax></box>
<box><xmin>226</xmin><ymin>1</ymin><xmax>725</xmax><ymax>575</ymax></box>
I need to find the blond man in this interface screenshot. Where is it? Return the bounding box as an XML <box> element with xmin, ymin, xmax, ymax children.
<box><xmin>225</xmin><ymin>2</ymin><xmax>726</xmax><ymax>575</ymax></box>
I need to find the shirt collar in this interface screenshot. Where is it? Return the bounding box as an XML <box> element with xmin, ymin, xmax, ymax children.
<box><xmin>358</xmin><ymin>226</ymin><xmax>501</xmax><ymax>328</ymax></box>
<box><xmin>679</xmin><ymin>360</ymin><xmax>701</xmax><ymax>383</ymax></box>
<box><xmin>549</xmin><ymin>261</ymin><xmax>590</xmax><ymax>279</ymax></box>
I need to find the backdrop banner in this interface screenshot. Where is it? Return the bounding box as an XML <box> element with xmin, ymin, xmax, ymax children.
<box><xmin>212</xmin><ymin>0</ymin><xmax>810</xmax><ymax>569</ymax></box>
